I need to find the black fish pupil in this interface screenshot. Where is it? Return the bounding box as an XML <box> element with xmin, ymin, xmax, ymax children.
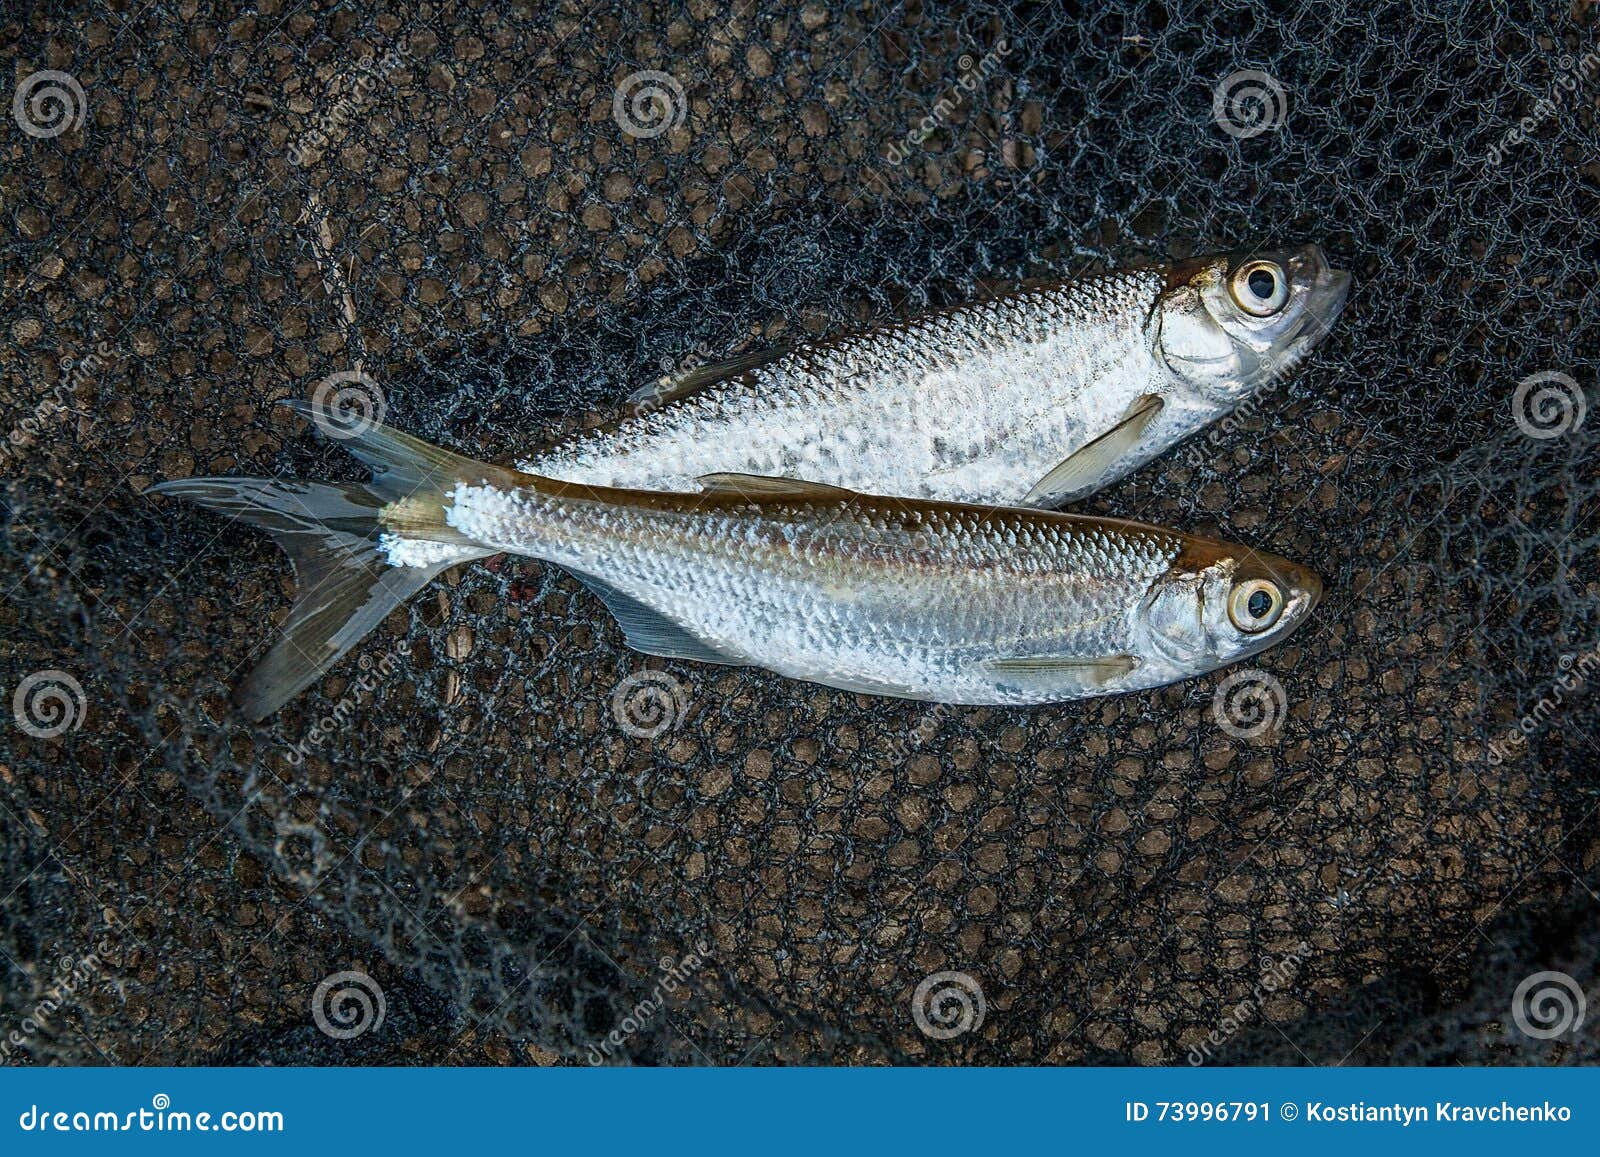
<box><xmin>1247</xmin><ymin>589</ymin><xmax>1273</xmax><ymax>619</ymax></box>
<box><xmin>1247</xmin><ymin>268</ymin><xmax>1276</xmax><ymax>300</ymax></box>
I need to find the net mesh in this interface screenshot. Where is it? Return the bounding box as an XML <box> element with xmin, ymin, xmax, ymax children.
<box><xmin>2</xmin><ymin>0</ymin><xmax>1598</xmax><ymax>1066</ymax></box>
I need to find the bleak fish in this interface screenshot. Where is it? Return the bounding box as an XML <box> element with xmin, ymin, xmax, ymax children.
<box><xmin>148</xmin><ymin>400</ymin><xmax>1322</xmax><ymax>720</ymax></box>
<box><xmin>524</xmin><ymin>245</ymin><xmax>1350</xmax><ymax>507</ymax></box>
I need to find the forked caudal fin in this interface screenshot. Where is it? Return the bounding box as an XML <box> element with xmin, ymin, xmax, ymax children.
<box><xmin>145</xmin><ymin>400</ymin><xmax>524</xmax><ymax>721</ymax></box>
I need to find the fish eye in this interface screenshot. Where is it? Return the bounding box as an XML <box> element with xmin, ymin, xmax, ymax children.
<box><xmin>1229</xmin><ymin>260</ymin><xmax>1289</xmax><ymax>317</ymax></box>
<box><xmin>1228</xmin><ymin>578</ymin><xmax>1284</xmax><ymax>633</ymax></box>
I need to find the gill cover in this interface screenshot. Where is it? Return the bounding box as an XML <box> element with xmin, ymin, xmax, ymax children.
<box><xmin>1152</xmin><ymin>245</ymin><xmax>1352</xmax><ymax>399</ymax></box>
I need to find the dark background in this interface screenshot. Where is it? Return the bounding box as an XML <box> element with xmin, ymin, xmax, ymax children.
<box><xmin>2</xmin><ymin>0</ymin><xmax>1597</xmax><ymax>1064</ymax></box>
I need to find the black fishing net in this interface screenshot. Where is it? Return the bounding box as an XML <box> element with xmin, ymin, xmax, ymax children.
<box><xmin>3</xmin><ymin>0</ymin><xmax>1598</xmax><ymax>1066</ymax></box>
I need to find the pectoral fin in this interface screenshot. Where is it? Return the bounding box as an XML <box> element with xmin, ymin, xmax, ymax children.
<box><xmin>567</xmin><ymin>570</ymin><xmax>750</xmax><ymax>667</ymax></box>
<box><xmin>1021</xmin><ymin>393</ymin><xmax>1164</xmax><ymax>509</ymax></box>
<box><xmin>980</xmin><ymin>654</ymin><xmax>1138</xmax><ymax>690</ymax></box>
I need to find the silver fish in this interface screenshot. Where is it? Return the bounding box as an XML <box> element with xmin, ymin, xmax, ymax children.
<box><xmin>524</xmin><ymin>245</ymin><xmax>1350</xmax><ymax>507</ymax></box>
<box><xmin>148</xmin><ymin>400</ymin><xmax>1321</xmax><ymax>719</ymax></box>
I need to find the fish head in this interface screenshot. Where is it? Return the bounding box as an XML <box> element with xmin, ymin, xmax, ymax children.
<box><xmin>1135</xmin><ymin>539</ymin><xmax>1323</xmax><ymax>675</ymax></box>
<box><xmin>1152</xmin><ymin>244</ymin><xmax>1351</xmax><ymax>403</ymax></box>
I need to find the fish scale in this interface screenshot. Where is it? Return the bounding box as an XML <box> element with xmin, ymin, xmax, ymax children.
<box><xmin>443</xmin><ymin>479</ymin><xmax>1204</xmax><ymax>704</ymax></box>
<box><xmin>514</xmin><ymin>251</ymin><xmax>1350</xmax><ymax>507</ymax></box>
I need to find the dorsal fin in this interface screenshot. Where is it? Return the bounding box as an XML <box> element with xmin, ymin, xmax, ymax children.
<box><xmin>627</xmin><ymin>344</ymin><xmax>793</xmax><ymax>412</ymax></box>
<box><xmin>695</xmin><ymin>473</ymin><xmax>859</xmax><ymax>502</ymax></box>
<box><xmin>277</xmin><ymin>399</ymin><xmax>530</xmax><ymax>498</ymax></box>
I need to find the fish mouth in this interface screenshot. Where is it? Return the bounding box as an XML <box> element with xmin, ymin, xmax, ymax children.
<box><xmin>1280</xmin><ymin>571</ymin><xmax>1323</xmax><ymax>636</ymax></box>
<box><xmin>1277</xmin><ymin>244</ymin><xmax>1351</xmax><ymax>348</ymax></box>
<box><xmin>1293</xmin><ymin>244</ymin><xmax>1352</xmax><ymax>339</ymax></box>
<box><xmin>1254</xmin><ymin>560</ymin><xmax>1324</xmax><ymax>651</ymax></box>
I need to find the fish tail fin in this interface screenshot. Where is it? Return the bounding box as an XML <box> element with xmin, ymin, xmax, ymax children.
<box><xmin>146</xmin><ymin>399</ymin><xmax>525</xmax><ymax>720</ymax></box>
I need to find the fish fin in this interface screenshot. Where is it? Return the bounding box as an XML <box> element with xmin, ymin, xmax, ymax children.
<box><xmin>145</xmin><ymin>477</ymin><xmax>481</xmax><ymax>720</ymax></box>
<box><xmin>980</xmin><ymin>654</ymin><xmax>1139</xmax><ymax>689</ymax></box>
<box><xmin>627</xmin><ymin>344</ymin><xmax>792</xmax><ymax>411</ymax></box>
<box><xmin>1021</xmin><ymin>394</ymin><xmax>1165</xmax><ymax>509</ymax></box>
<box><xmin>695</xmin><ymin>472</ymin><xmax>858</xmax><ymax>502</ymax></box>
<box><xmin>276</xmin><ymin>399</ymin><xmax>530</xmax><ymax>498</ymax></box>
<box><xmin>566</xmin><ymin>570</ymin><xmax>750</xmax><ymax>666</ymax></box>
<box><xmin>147</xmin><ymin>396</ymin><xmax>510</xmax><ymax>719</ymax></box>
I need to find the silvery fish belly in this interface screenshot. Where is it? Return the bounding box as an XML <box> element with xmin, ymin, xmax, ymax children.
<box><xmin>147</xmin><ymin>401</ymin><xmax>1323</xmax><ymax>718</ymax></box>
<box><xmin>521</xmin><ymin>245</ymin><xmax>1350</xmax><ymax>508</ymax></box>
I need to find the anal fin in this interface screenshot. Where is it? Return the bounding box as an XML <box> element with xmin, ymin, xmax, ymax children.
<box><xmin>567</xmin><ymin>570</ymin><xmax>749</xmax><ymax>667</ymax></box>
<box><xmin>980</xmin><ymin>653</ymin><xmax>1138</xmax><ymax>690</ymax></box>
